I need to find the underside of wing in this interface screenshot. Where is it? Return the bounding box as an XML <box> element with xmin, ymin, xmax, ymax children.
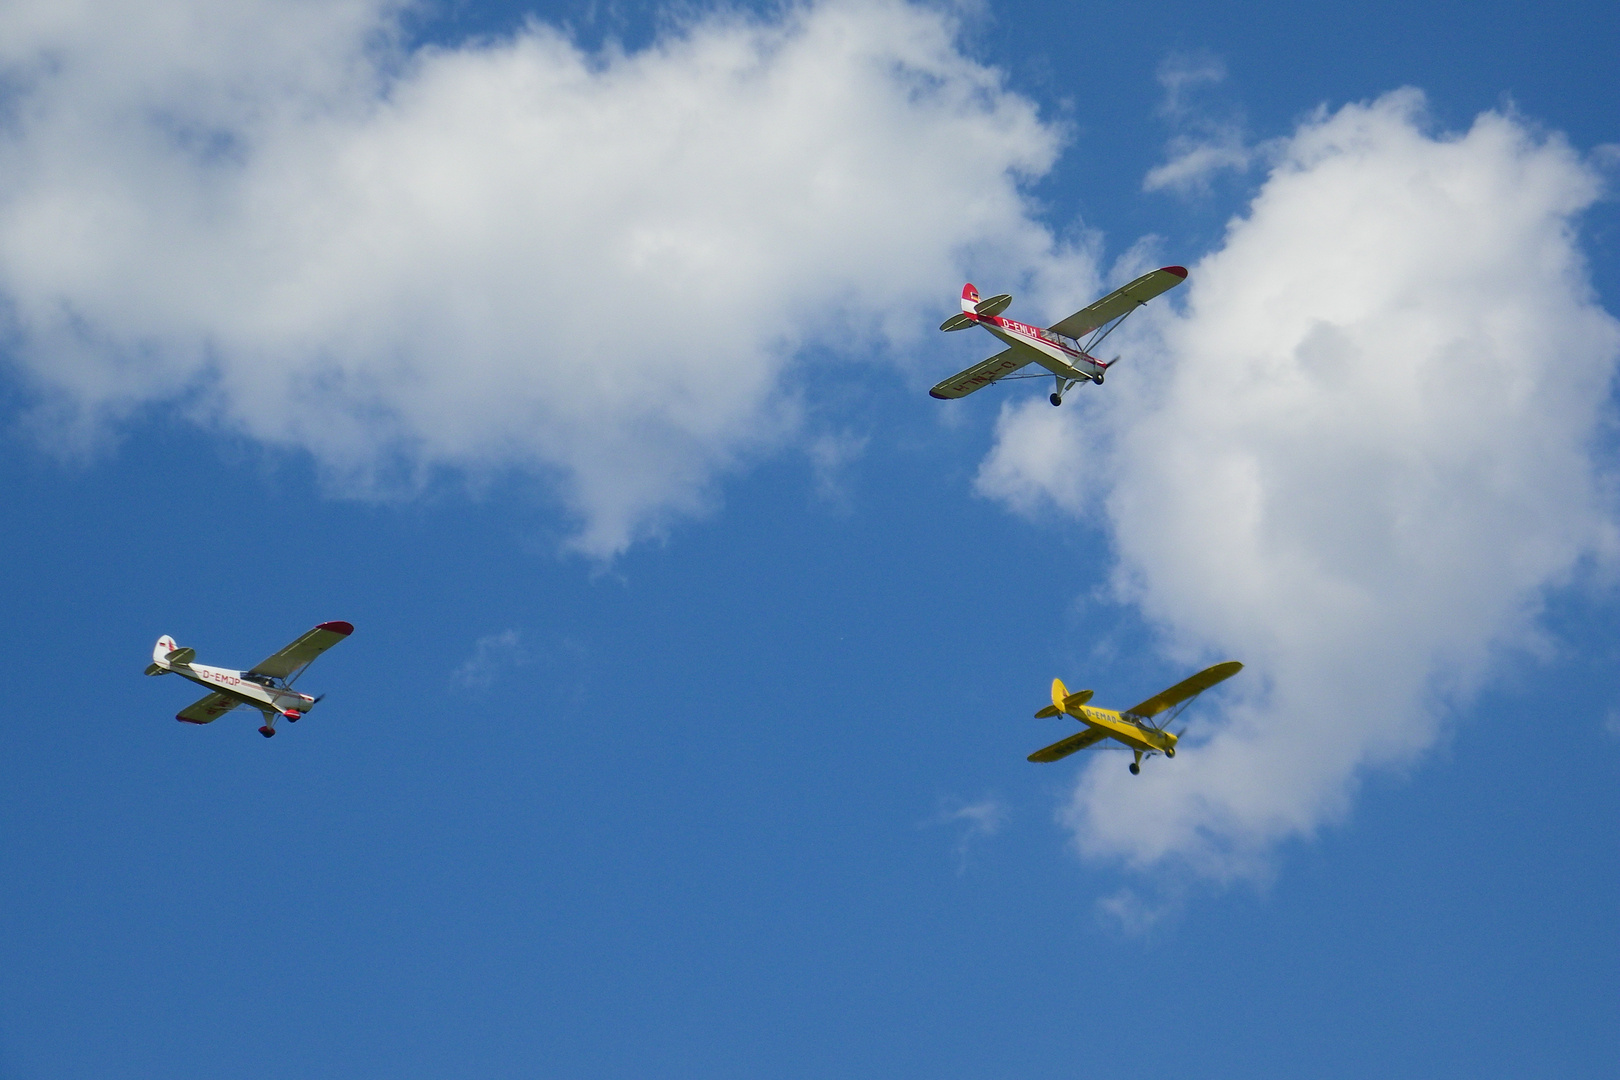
<box><xmin>1027</xmin><ymin>726</ymin><xmax>1109</xmax><ymax>763</ymax></box>
<box><xmin>1047</xmin><ymin>266</ymin><xmax>1188</xmax><ymax>340</ymax></box>
<box><xmin>177</xmin><ymin>692</ymin><xmax>239</xmax><ymax>725</ymax></box>
<box><xmin>929</xmin><ymin>348</ymin><xmax>1028</xmax><ymax>399</ymax></box>
<box><xmin>250</xmin><ymin>621</ymin><xmax>354</xmax><ymax>680</ymax></box>
<box><xmin>1124</xmin><ymin>661</ymin><xmax>1243</xmax><ymax>721</ymax></box>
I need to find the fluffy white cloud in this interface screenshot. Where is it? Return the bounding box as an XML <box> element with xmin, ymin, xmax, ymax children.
<box><xmin>0</xmin><ymin>0</ymin><xmax>1084</xmax><ymax>555</ymax></box>
<box><xmin>1142</xmin><ymin>52</ymin><xmax>1252</xmax><ymax>194</ymax></box>
<box><xmin>978</xmin><ymin>90</ymin><xmax>1620</xmax><ymax>879</ymax></box>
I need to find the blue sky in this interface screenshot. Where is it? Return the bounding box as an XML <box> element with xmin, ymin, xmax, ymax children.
<box><xmin>1</xmin><ymin>2</ymin><xmax>1616</xmax><ymax>1078</ymax></box>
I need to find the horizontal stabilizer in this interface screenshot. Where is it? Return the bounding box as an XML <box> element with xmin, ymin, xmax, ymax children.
<box><xmin>973</xmin><ymin>293</ymin><xmax>1012</xmax><ymax>317</ymax></box>
<box><xmin>1035</xmin><ymin>687</ymin><xmax>1095</xmax><ymax>719</ymax></box>
<box><xmin>144</xmin><ymin>663</ymin><xmax>165</xmax><ymax>676</ymax></box>
<box><xmin>165</xmin><ymin>647</ymin><xmax>196</xmax><ymax>665</ymax></box>
<box><xmin>939</xmin><ymin>312</ymin><xmax>975</xmax><ymax>332</ymax></box>
<box><xmin>1028</xmin><ymin>727</ymin><xmax>1108</xmax><ymax>763</ymax></box>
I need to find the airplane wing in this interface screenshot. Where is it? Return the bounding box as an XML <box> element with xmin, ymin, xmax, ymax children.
<box><xmin>1028</xmin><ymin>726</ymin><xmax>1110</xmax><ymax>763</ymax></box>
<box><xmin>929</xmin><ymin>348</ymin><xmax>1030</xmax><ymax>399</ymax></box>
<box><xmin>177</xmin><ymin>692</ymin><xmax>239</xmax><ymax>725</ymax></box>
<box><xmin>249</xmin><ymin>621</ymin><xmax>354</xmax><ymax>681</ymax></box>
<box><xmin>1124</xmin><ymin>661</ymin><xmax>1243</xmax><ymax>722</ymax></box>
<box><xmin>1046</xmin><ymin>266</ymin><xmax>1188</xmax><ymax>340</ymax></box>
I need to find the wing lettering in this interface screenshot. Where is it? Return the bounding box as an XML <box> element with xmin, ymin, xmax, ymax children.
<box><xmin>1027</xmin><ymin>726</ymin><xmax>1109</xmax><ymax>763</ymax></box>
<box><xmin>929</xmin><ymin>349</ymin><xmax>1029</xmax><ymax>399</ymax></box>
<box><xmin>177</xmin><ymin>692</ymin><xmax>239</xmax><ymax>725</ymax></box>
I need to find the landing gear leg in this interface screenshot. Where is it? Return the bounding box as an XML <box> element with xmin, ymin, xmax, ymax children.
<box><xmin>1129</xmin><ymin>751</ymin><xmax>1142</xmax><ymax>775</ymax></box>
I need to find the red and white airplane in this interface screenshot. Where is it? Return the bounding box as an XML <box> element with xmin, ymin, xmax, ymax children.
<box><xmin>930</xmin><ymin>266</ymin><xmax>1188</xmax><ymax>405</ymax></box>
<box><xmin>145</xmin><ymin>622</ymin><xmax>353</xmax><ymax>738</ymax></box>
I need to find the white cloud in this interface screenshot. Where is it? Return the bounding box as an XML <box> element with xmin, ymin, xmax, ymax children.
<box><xmin>805</xmin><ymin>428</ymin><xmax>869</xmax><ymax>509</ymax></box>
<box><xmin>0</xmin><ymin>0</ymin><xmax>1087</xmax><ymax>556</ymax></box>
<box><xmin>1143</xmin><ymin>51</ymin><xmax>1253</xmax><ymax>194</ymax></box>
<box><xmin>930</xmin><ymin>795</ymin><xmax>1009</xmax><ymax>873</ymax></box>
<box><xmin>979</xmin><ymin>90</ymin><xmax>1620</xmax><ymax>879</ymax></box>
<box><xmin>452</xmin><ymin>629</ymin><xmax>527</xmax><ymax>689</ymax></box>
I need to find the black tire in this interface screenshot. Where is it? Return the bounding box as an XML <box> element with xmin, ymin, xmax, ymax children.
<box><xmin>1129</xmin><ymin>761</ymin><xmax>1140</xmax><ymax>775</ymax></box>
<box><xmin>1049</xmin><ymin>393</ymin><xmax>1062</xmax><ymax>406</ymax></box>
<box><xmin>1094</xmin><ymin>374</ymin><xmax>1104</xmax><ymax>385</ymax></box>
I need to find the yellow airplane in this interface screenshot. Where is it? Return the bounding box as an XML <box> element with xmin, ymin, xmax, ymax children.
<box><xmin>1028</xmin><ymin>661</ymin><xmax>1243</xmax><ymax>774</ymax></box>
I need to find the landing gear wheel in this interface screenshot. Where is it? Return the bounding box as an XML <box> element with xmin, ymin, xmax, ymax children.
<box><xmin>1128</xmin><ymin>761</ymin><xmax>1140</xmax><ymax>775</ymax></box>
<box><xmin>1093</xmin><ymin>374</ymin><xmax>1104</xmax><ymax>385</ymax></box>
<box><xmin>259</xmin><ymin>726</ymin><xmax>276</xmax><ymax>738</ymax></box>
<box><xmin>1049</xmin><ymin>393</ymin><xmax>1063</xmax><ymax>407</ymax></box>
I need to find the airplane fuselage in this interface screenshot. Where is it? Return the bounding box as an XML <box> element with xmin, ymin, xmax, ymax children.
<box><xmin>169</xmin><ymin>662</ymin><xmax>316</xmax><ymax>718</ymax></box>
<box><xmin>1072</xmin><ymin>704</ymin><xmax>1178</xmax><ymax>755</ymax></box>
<box><xmin>971</xmin><ymin>312</ymin><xmax>1105</xmax><ymax>382</ymax></box>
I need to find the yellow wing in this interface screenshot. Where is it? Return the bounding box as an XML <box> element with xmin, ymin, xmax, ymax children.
<box><xmin>1124</xmin><ymin>661</ymin><xmax>1243</xmax><ymax>721</ymax></box>
<box><xmin>1028</xmin><ymin>727</ymin><xmax>1110</xmax><ymax>763</ymax></box>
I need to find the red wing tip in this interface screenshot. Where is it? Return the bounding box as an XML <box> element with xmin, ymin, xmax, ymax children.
<box><xmin>1162</xmin><ymin>265</ymin><xmax>1188</xmax><ymax>278</ymax></box>
<box><xmin>316</xmin><ymin>621</ymin><xmax>354</xmax><ymax>636</ymax></box>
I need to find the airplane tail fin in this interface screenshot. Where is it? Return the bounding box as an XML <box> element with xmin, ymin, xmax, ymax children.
<box><xmin>1033</xmin><ymin>678</ymin><xmax>1096</xmax><ymax>718</ymax></box>
<box><xmin>961</xmin><ymin>283</ymin><xmax>980</xmax><ymax>313</ymax></box>
<box><xmin>148</xmin><ymin>635</ymin><xmax>194</xmax><ymax>674</ymax></box>
<box><xmin>1034</xmin><ymin>677</ymin><xmax>1067</xmax><ymax>718</ymax></box>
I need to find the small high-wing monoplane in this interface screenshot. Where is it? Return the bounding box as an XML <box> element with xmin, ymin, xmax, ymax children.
<box><xmin>931</xmin><ymin>266</ymin><xmax>1188</xmax><ymax>405</ymax></box>
<box><xmin>145</xmin><ymin>622</ymin><xmax>353</xmax><ymax>738</ymax></box>
<box><xmin>1027</xmin><ymin>661</ymin><xmax>1242</xmax><ymax>773</ymax></box>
